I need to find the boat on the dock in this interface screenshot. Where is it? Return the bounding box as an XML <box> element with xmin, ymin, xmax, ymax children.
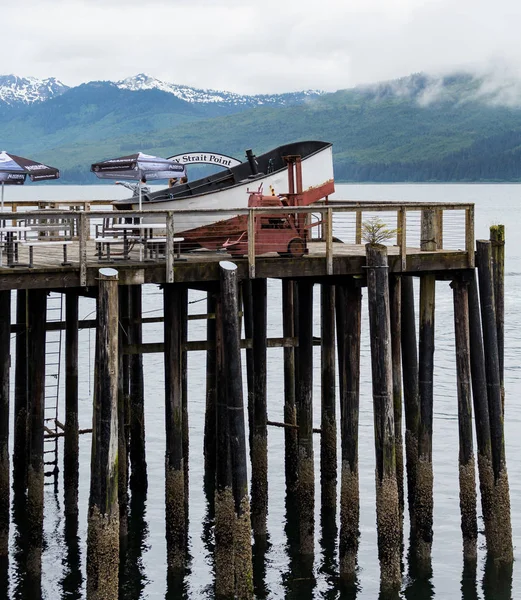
<box><xmin>112</xmin><ymin>141</ymin><xmax>334</xmax><ymax>238</ymax></box>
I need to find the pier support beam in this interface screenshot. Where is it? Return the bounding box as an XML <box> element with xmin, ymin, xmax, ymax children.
<box><xmin>26</xmin><ymin>289</ymin><xmax>47</xmax><ymax>583</ymax></box>
<box><xmin>416</xmin><ymin>272</ymin><xmax>436</xmax><ymax>569</ymax></box>
<box><xmin>489</xmin><ymin>225</ymin><xmax>505</xmax><ymax>412</ymax></box>
<box><xmin>320</xmin><ymin>284</ymin><xmax>336</xmax><ymax>515</ymax></box>
<box><xmin>64</xmin><ymin>291</ymin><xmax>80</xmax><ymax>519</ymax></box>
<box><xmin>204</xmin><ymin>290</ymin><xmax>217</xmax><ymax>499</ymax></box>
<box><xmin>129</xmin><ymin>285</ymin><xmax>147</xmax><ymax>494</ymax></box>
<box><xmin>13</xmin><ymin>290</ymin><xmax>28</xmax><ymax>493</ymax></box>
<box><xmin>87</xmin><ymin>269</ymin><xmax>119</xmax><ymax>600</ymax></box>
<box><xmin>118</xmin><ymin>286</ymin><xmax>130</xmax><ymax>541</ymax></box>
<box><xmin>467</xmin><ymin>273</ymin><xmax>495</xmax><ymax>554</ymax></box>
<box><xmin>366</xmin><ymin>244</ymin><xmax>401</xmax><ymax>591</ymax></box>
<box><xmin>476</xmin><ymin>240</ymin><xmax>513</xmax><ymax>563</ymax></box>
<box><xmin>337</xmin><ymin>280</ymin><xmax>362</xmax><ymax>583</ymax></box>
<box><xmin>251</xmin><ymin>278</ymin><xmax>268</xmax><ymax>538</ymax></box>
<box><xmin>400</xmin><ymin>276</ymin><xmax>420</xmax><ymax>532</ymax></box>
<box><xmin>0</xmin><ymin>290</ymin><xmax>10</xmax><ymax>558</ymax></box>
<box><xmin>164</xmin><ymin>283</ymin><xmax>186</xmax><ymax>572</ymax></box>
<box><xmin>296</xmin><ymin>279</ymin><xmax>314</xmax><ymax>556</ymax></box>
<box><xmin>282</xmin><ymin>280</ymin><xmax>298</xmax><ymax>496</ymax></box>
<box><xmin>451</xmin><ymin>277</ymin><xmax>477</xmax><ymax>561</ymax></box>
<box><xmin>389</xmin><ymin>276</ymin><xmax>404</xmax><ymax>534</ymax></box>
<box><xmin>214</xmin><ymin>291</ymin><xmax>235</xmax><ymax>599</ymax></box>
<box><xmin>220</xmin><ymin>262</ymin><xmax>253</xmax><ymax>598</ymax></box>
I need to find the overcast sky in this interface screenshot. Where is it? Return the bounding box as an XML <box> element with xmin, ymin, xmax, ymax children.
<box><xmin>3</xmin><ymin>0</ymin><xmax>521</xmax><ymax>94</ymax></box>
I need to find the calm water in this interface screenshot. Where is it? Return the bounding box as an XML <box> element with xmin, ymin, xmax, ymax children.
<box><xmin>5</xmin><ymin>183</ymin><xmax>521</xmax><ymax>599</ymax></box>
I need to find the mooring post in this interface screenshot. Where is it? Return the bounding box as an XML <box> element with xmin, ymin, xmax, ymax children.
<box><xmin>467</xmin><ymin>271</ymin><xmax>496</xmax><ymax>554</ymax></box>
<box><xmin>400</xmin><ymin>276</ymin><xmax>420</xmax><ymax>532</ymax></box>
<box><xmin>0</xmin><ymin>290</ymin><xmax>10</xmax><ymax>558</ymax></box>
<box><xmin>118</xmin><ymin>286</ymin><xmax>129</xmax><ymax>541</ymax></box>
<box><xmin>87</xmin><ymin>268</ymin><xmax>119</xmax><ymax>600</ymax></box>
<box><xmin>389</xmin><ymin>276</ymin><xmax>404</xmax><ymax>532</ymax></box>
<box><xmin>251</xmin><ymin>277</ymin><xmax>268</xmax><ymax>538</ymax></box>
<box><xmin>489</xmin><ymin>225</ymin><xmax>505</xmax><ymax>412</ymax></box>
<box><xmin>163</xmin><ymin>283</ymin><xmax>186</xmax><ymax>572</ymax></box>
<box><xmin>320</xmin><ymin>283</ymin><xmax>336</xmax><ymax>514</ymax></box>
<box><xmin>451</xmin><ymin>276</ymin><xmax>478</xmax><ymax>560</ymax></box>
<box><xmin>282</xmin><ymin>279</ymin><xmax>298</xmax><ymax>496</ymax></box>
<box><xmin>204</xmin><ymin>290</ymin><xmax>217</xmax><ymax>499</ymax></box>
<box><xmin>129</xmin><ymin>285</ymin><xmax>147</xmax><ymax>494</ymax></box>
<box><xmin>13</xmin><ymin>289</ymin><xmax>28</xmax><ymax>493</ymax></box>
<box><xmin>26</xmin><ymin>289</ymin><xmax>47</xmax><ymax>583</ymax></box>
<box><xmin>64</xmin><ymin>291</ymin><xmax>80</xmax><ymax>519</ymax></box>
<box><xmin>337</xmin><ymin>279</ymin><xmax>362</xmax><ymax>583</ymax></box>
<box><xmin>296</xmin><ymin>279</ymin><xmax>314</xmax><ymax>556</ymax></box>
<box><xmin>365</xmin><ymin>244</ymin><xmax>401</xmax><ymax>590</ymax></box>
<box><xmin>220</xmin><ymin>261</ymin><xmax>253</xmax><ymax>598</ymax></box>
<box><xmin>476</xmin><ymin>240</ymin><xmax>513</xmax><ymax>563</ymax></box>
<box><xmin>214</xmin><ymin>293</ymin><xmax>235</xmax><ymax>598</ymax></box>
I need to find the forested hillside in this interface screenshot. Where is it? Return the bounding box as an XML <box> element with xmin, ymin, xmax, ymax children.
<box><xmin>2</xmin><ymin>72</ymin><xmax>521</xmax><ymax>182</ymax></box>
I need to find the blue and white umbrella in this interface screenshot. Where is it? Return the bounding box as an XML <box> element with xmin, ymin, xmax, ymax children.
<box><xmin>0</xmin><ymin>151</ymin><xmax>60</xmax><ymax>210</ymax></box>
<box><xmin>91</xmin><ymin>152</ymin><xmax>186</xmax><ymax>210</ymax></box>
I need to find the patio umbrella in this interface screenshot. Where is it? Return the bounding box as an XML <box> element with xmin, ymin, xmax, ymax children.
<box><xmin>90</xmin><ymin>152</ymin><xmax>186</xmax><ymax>210</ymax></box>
<box><xmin>0</xmin><ymin>151</ymin><xmax>60</xmax><ymax>211</ymax></box>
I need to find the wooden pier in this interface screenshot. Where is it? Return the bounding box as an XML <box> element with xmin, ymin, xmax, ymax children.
<box><xmin>0</xmin><ymin>199</ymin><xmax>512</xmax><ymax>598</ymax></box>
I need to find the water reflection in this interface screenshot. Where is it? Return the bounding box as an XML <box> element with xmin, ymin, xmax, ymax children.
<box><xmin>319</xmin><ymin>505</ymin><xmax>340</xmax><ymax>599</ymax></box>
<box><xmin>482</xmin><ymin>556</ymin><xmax>513</xmax><ymax>600</ymax></box>
<box><xmin>282</xmin><ymin>491</ymin><xmax>316</xmax><ymax>599</ymax></box>
<box><xmin>252</xmin><ymin>533</ymin><xmax>271</xmax><ymax>599</ymax></box>
<box><xmin>402</xmin><ymin>537</ymin><xmax>434</xmax><ymax>600</ymax></box>
<box><xmin>60</xmin><ymin>511</ymin><xmax>83</xmax><ymax>600</ymax></box>
<box><xmin>119</xmin><ymin>490</ymin><xmax>150</xmax><ymax>600</ymax></box>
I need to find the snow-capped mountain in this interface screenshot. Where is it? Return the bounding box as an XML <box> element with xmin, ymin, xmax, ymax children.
<box><xmin>115</xmin><ymin>73</ymin><xmax>324</xmax><ymax>105</ymax></box>
<box><xmin>0</xmin><ymin>75</ymin><xmax>69</xmax><ymax>106</ymax></box>
<box><xmin>0</xmin><ymin>73</ymin><xmax>324</xmax><ymax>109</ymax></box>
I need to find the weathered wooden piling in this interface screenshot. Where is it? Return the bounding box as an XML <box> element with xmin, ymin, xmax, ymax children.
<box><xmin>163</xmin><ymin>283</ymin><xmax>186</xmax><ymax>572</ymax></box>
<box><xmin>365</xmin><ymin>244</ymin><xmax>401</xmax><ymax>590</ymax></box>
<box><xmin>87</xmin><ymin>268</ymin><xmax>120</xmax><ymax>600</ymax></box>
<box><xmin>400</xmin><ymin>276</ymin><xmax>420</xmax><ymax>531</ymax></box>
<box><xmin>118</xmin><ymin>286</ymin><xmax>129</xmax><ymax>541</ymax></box>
<box><xmin>467</xmin><ymin>271</ymin><xmax>496</xmax><ymax>554</ymax></box>
<box><xmin>476</xmin><ymin>240</ymin><xmax>513</xmax><ymax>563</ymax></box>
<box><xmin>251</xmin><ymin>278</ymin><xmax>268</xmax><ymax>538</ymax></box>
<box><xmin>282</xmin><ymin>280</ymin><xmax>298</xmax><ymax>495</ymax></box>
<box><xmin>320</xmin><ymin>283</ymin><xmax>337</xmax><ymax>514</ymax></box>
<box><xmin>13</xmin><ymin>289</ymin><xmax>28</xmax><ymax>492</ymax></box>
<box><xmin>26</xmin><ymin>289</ymin><xmax>47</xmax><ymax>582</ymax></box>
<box><xmin>220</xmin><ymin>262</ymin><xmax>253</xmax><ymax>598</ymax></box>
<box><xmin>389</xmin><ymin>276</ymin><xmax>404</xmax><ymax>531</ymax></box>
<box><xmin>214</xmin><ymin>292</ymin><xmax>235</xmax><ymax>598</ymax></box>
<box><xmin>451</xmin><ymin>277</ymin><xmax>477</xmax><ymax>560</ymax></box>
<box><xmin>337</xmin><ymin>280</ymin><xmax>362</xmax><ymax>583</ymax></box>
<box><xmin>204</xmin><ymin>290</ymin><xmax>217</xmax><ymax>498</ymax></box>
<box><xmin>489</xmin><ymin>225</ymin><xmax>505</xmax><ymax>411</ymax></box>
<box><xmin>64</xmin><ymin>291</ymin><xmax>80</xmax><ymax>519</ymax></box>
<box><xmin>0</xmin><ymin>290</ymin><xmax>10</xmax><ymax>558</ymax></box>
<box><xmin>296</xmin><ymin>279</ymin><xmax>314</xmax><ymax>556</ymax></box>
<box><xmin>129</xmin><ymin>284</ymin><xmax>147</xmax><ymax>493</ymax></box>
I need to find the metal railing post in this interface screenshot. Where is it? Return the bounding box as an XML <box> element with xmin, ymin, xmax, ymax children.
<box><xmin>248</xmin><ymin>208</ymin><xmax>255</xmax><ymax>279</ymax></box>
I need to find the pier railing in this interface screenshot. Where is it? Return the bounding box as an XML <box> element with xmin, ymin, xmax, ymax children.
<box><xmin>0</xmin><ymin>199</ymin><xmax>474</xmax><ymax>281</ymax></box>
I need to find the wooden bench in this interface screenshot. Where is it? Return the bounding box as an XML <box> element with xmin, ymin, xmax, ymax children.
<box><xmin>20</xmin><ymin>240</ymin><xmax>73</xmax><ymax>268</ymax></box>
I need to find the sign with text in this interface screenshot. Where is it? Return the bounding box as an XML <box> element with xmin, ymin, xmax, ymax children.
<box><xmin>167</xmin><ymin>152</ymin><xmax>242</xmax><ymax>169</ymax></box>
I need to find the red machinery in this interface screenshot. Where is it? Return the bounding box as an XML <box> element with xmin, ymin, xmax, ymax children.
<box><xmin>180</xmin><ymin>155</ymin><xmax>329</xmax><ymax>257</ymax></box>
